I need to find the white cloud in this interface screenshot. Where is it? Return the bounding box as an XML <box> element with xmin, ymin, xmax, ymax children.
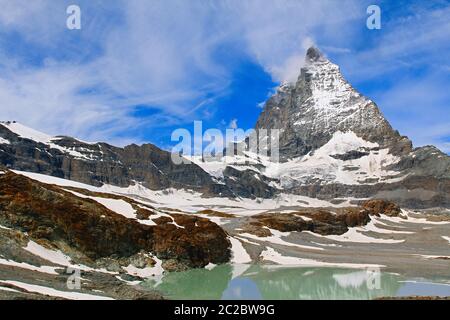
<box><xmin>339</xmin><ymin>5</ymin><xmax>450</xmax><ymax>82</ymax></box>
<box><xmin>0</xmin><ymin>0</ymin><xmax>366</xmax><ymax>143</ymax></box>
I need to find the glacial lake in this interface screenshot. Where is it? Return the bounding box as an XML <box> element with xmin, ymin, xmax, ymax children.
<box><xmin>143</xmin><ymin>264</ymin><xmax>450</xmax><ymax>300</ymax></box>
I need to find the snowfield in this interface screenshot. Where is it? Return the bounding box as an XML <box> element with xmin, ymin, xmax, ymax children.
<box><xmin>187</xmin><ymin>130</ymin><xmax>405</xmax><ymax>191</ymax></box>
<box><xmin>0</xmin><ymin>258</ymin><xmax>60</xmax><ymax>275</ymax></box>
<box><xmin>12</xmin><ymin>170</ymin><xmax>348</xmax><ymax>216</ymax></box>
<box><xmin>0</xmin><ymin>280</ymin><xmax>114</xmax><ymax>300</ymax></box>
<box><xmin>229</xmin><ymin>237</ymin><xmax>252</xmax><ymax>264</ymax></box>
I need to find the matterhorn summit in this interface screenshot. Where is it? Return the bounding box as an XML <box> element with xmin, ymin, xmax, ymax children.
<box><xmin>256</xmin><ymin>46</ymin><xmax>412</xmax><ymax>160</ymax></box>
<box><xmin>249</xmin><ymin>47</ymin><xmax>449</xmax><ymax>207</ymax></box>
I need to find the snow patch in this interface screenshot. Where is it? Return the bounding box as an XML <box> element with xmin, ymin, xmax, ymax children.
<box><xmin>303</xmin><ymin>226</ymin><xmax>405</xmax><ymax>244</ymax></box>
<box><xmin>364</xmin><ymin>219</ymin><xmax>414</xmax><ymax>235</ymax></box>
<box><xmin>383</xmin><ymin>211</ymin><xmax>450</xmax><ymax>225</ymax></box>
<box><xmin>442</xmin><ymin>236</ymin><xmax>450</xmax><ymax>244</ymax></box>
<box><xmin>0</xmin><ymin>258</ymin><xmax>59</xmax><ymax>275</ymax></box>
<box><xmin>23</xmin><ymin>240</ymin><xmax>117</xmax><ymax>275</ymax></box>
<box><xmin>24</xmin><ymin>240</ymin><xmax>73</xmax><ymax>266</ymax></box>
<box><xmin>0</xmin><ymin>286</ymin><xmax>20</xmax><ymax>293</ymax></box>
<box><xmin>229</xmin><ymin>237</ymin><xmax>252</xmax><ymax>264</ymax></box>
<box><xmin>1</xmin><ymin>122</ymin><xmax>52</xmax><ymax>144</ymax></box>
<box><xmin>205</xmin><ymin>263</ymin><xmax>216</xmax><ymax>270</ymax></box>
<box><xmin>240</xmin><ymin>228</ymin><xmax>324</xmax><ymax>251</ymax></box>
<box><xmin>0</xmin><ymin>280</ymin><xmax>113</xmax><ymax>300</ymax></box>
<box><xmin>66</xmin><ymin>190</ymin><xmax>136</xmax><ymax>220</ymax></box>
<box><xmin>1</xmin><ymin>122</ymin><xmax>95</xmax><ymax>160</ymax></box>
<box><xmin>416</xmin><ymin>254</ymin><xmax>450</xmax><ymax>260</ymax></box>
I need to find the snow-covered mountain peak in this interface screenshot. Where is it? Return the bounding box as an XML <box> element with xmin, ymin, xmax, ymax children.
<box><xmin>301</xmin><ymin>61</ymin><xmax>362</xmax><ymax>111</ymax></box>
<box><xmin>0</xmin><ymin>121</ymin><xmax>54</xmax><ymax>145</ymax></box>
<box><xmin>0</xmin><ymin>121</ymin><xmax>102</xmax><ymax>160</ymax></box>
<box><xmin>255</xmin><ymin>47</ymin><xmax>412</xmax><ymax>160</ymax></box>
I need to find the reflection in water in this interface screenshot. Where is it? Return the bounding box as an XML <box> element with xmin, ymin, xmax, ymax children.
<box><xmin>143</xmin><ymin>264</ymin><xmax>449</xmax><ymax>300</ymax></box>
<box><xmin>397</xmin><ymin>281</ymin><xmax>450</xmax><ymax>297</ymax></box>
<box><xmin>222</xmin><ymin>278</ymin><xmax>262</xmax><ymax>300</ymax></box>
<box><xmin>144</xmin><ymin>265</ymin><xmax>233</xmax><ymax>300</ymax></box>
<box><xmin>247</xmin><ymin>266</ymin><xmax>400</xmax><ymax>300</ymax></box>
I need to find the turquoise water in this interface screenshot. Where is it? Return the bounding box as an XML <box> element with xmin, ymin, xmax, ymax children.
<box><xmin>143</xmin><ymin>264</ymin><xmax>450</xmax><ymax>300</ymax></box>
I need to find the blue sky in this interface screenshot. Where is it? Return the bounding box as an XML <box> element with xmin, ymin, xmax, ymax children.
<box><xmin>0</xmin><ymin>0</ymin><xmax>449</xmax><ymax>153</ymax></box>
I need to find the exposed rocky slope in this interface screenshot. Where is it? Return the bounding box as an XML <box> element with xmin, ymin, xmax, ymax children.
<box><xmin>0</xmin><ymin>171</ymin><xmax>231</xmax><ymax>268</ymax></box>
<box><xmin>0</xmin><ymin>122</ymin><xmax>232</xmax><ymax>196</ymax></box>
<box><xmin>240</xmin><ymin>199</ymin><xmax>401</xmax><ymax>237</ymax></box>
<box><xmin>0</xmin><ymin>169</ymin><xmax>233</xmax><ymax>299</ymax></box>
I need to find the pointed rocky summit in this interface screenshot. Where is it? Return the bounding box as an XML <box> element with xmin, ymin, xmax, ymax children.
<box><xmin>256</xmin><ymin>46</ymin><xmax>412</xmax><ymax>159</ymax></box>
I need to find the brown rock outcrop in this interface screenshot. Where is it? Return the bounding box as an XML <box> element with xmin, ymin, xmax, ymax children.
<box><xmin>362</xmin><ymin>199</ymin><xmax>401</xmax><ymax>217</ymax></box>
<box><xmin>243</xmin><ymin>207</ymin><xmax>371</xmax><ymax>236</ymax></box>
<box><xmin>0</xmin><ymin>172</ymin><xmax>230</xmax><ymax>268</ymax></box>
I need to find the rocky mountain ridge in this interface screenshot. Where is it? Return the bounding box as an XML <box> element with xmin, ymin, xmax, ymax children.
<box><xmin>0</xmin><ymin>121</ymin><xmax>233</xmax><ymax>195</ymax></box>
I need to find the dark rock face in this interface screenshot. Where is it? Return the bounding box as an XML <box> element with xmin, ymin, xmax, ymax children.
<box><xmin>0</xmin><ymin>123</ymin><xmax>232</xmax><ymax>197</ymax></box>
<box><xmin>151</xmin><ymin>213</ymin><xmax>231</xmax><ymax>266</ymax></box>
<box><xmin>223</xmin><ymin>166</ymin><xmax>276</xmax><ymax>199</ymax></box>
<box><xmin>330</xmin><ymin>150</ymin><xmax>369</xmax><ymax>161</ymax></box>
<box><xmin>0</xmin><ymin>171</ymin><xmax>231</xmax><ymax>268</ymax></box>
<box><xmin>0</xmin><ymin>225</ymin><xmax>164</xmax><ymax>300</ymax></box>
<box><xmin>302</xmin><ymin>208</ymin><xmax>371</xmax><ymax>235</ymax></box>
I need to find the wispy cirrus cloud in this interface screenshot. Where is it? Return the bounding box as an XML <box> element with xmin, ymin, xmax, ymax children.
<box><xmin>0</xmin><ymin>0</ymin><xmax>366</xmax><ymax>144</ymax></box>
